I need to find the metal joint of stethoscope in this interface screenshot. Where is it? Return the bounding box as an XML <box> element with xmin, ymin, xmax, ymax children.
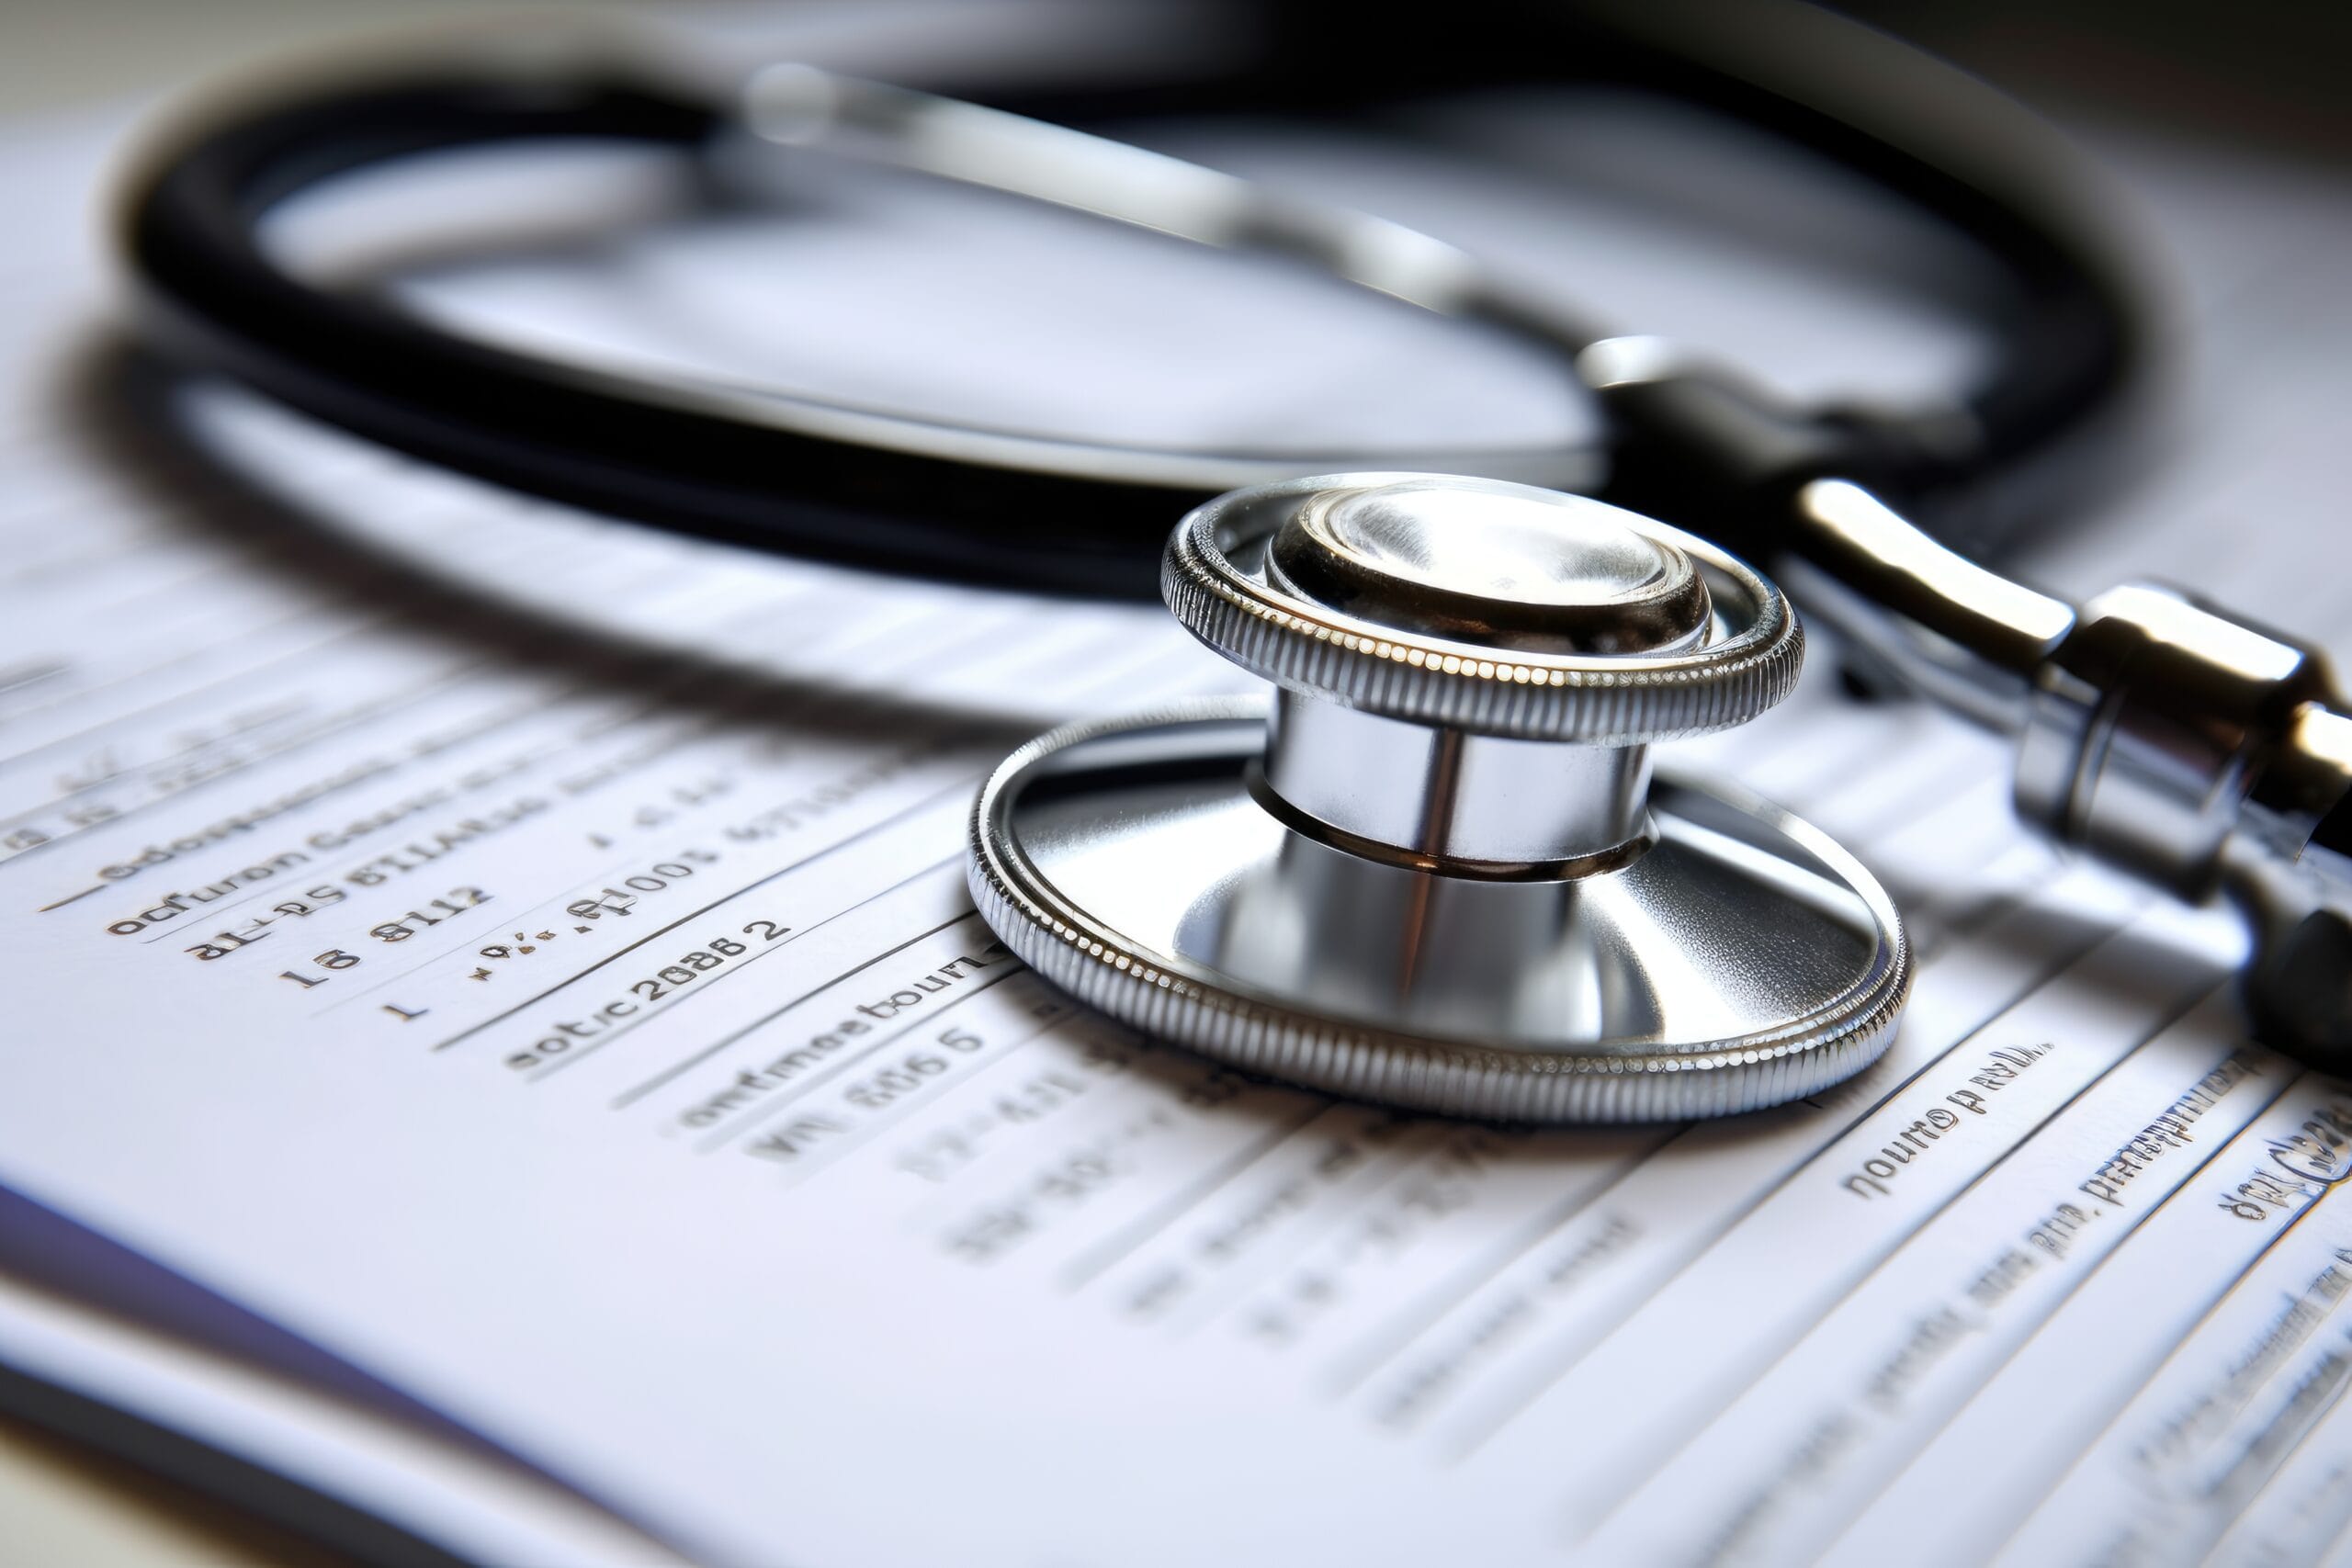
<box><xmin>1578</xmin><ymin>340</ymin><xmax>2352</xmax><ymax>1066</ymax></box>
<box><xmin>1580</xmin><ymin>341</ymin><xmax>2352</xmax><ymax>1066</ymax></box>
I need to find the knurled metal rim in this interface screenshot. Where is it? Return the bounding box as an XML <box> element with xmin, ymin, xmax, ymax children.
<box><xmin>1162</xmin><ymin>473</ymin><xmax>1803</xmax><ymax>743</ymax></box>
<box><xmin>966</xmin><ymin>697</ymin><xmax>1911</xmax><ymax>1122</ymax></box>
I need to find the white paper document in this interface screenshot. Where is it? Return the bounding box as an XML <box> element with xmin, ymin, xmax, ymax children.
<box><xmin>6</xmin><ymin>28</ymin><xmax>2352</xmax><ymax>1563</ymax></box>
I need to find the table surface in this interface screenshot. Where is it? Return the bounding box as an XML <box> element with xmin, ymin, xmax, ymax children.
<box><xmin>0</xmin><ymin>1411</ymin><xmax>351</xmax><ymax>1568</ymax></box>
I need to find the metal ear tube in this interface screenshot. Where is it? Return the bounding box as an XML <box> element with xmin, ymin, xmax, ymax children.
<box><xmin>1591</xmin><ymin>349</ymin><xmax>2352</xmax><ymax>1070</ymax></box>
<box><xmin>1781</xmin><ymin>477</ymin><xmax>2352</xmax><ymax>1066</ymax></box>
<box><xmin>1800</xmin><ymin>481</ymin><xmax>2352</xmax><ymax>1066</ymax></box>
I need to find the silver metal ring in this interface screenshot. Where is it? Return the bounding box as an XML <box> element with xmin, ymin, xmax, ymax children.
<box><xmin>967</xmin><ymin>696</ymin><xmax>1909</xmax><ymax>1122</ymax></box>
<box><xmin>1162</xmin><ymin>474</ymin><xmax>1803</xmax><ymax>744</ymax></box>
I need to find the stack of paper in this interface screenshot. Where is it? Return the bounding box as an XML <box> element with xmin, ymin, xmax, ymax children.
<box><xmin>4</xmin><ymin>11</ymin><xmax>2352</xmax><ymax>1562</ymax></box>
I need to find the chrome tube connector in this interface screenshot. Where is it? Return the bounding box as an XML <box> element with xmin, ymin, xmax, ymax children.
<box><xmin>2014</xmin><ymin>583</ymin><xmax>2341</xmax><ymax>897</ymax></box>
<box><xmin>2018</xmin><ymin>586</ymin><xmax>2352</xmax><ymax>1059</ymax></box>
<box><xmin>1782</xmin><ymin>477</ymin><xmax>2352</xmax><ymax>1062</ymax></box>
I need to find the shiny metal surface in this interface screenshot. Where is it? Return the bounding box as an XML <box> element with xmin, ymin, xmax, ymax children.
<box><xmin>1163</xmin><ymin>474</ymin><xmax>1803</xmax><ymax>744</ymax></box>
<box><xmin>2014</xmin><ymin>583</ymin><xmax>2320</xmax><ymax>892</ymax></box>
<box><xmin>1786</xmin><ymin>480</ymin><xmax>2075</xmax><ymax>735</ymax></box>
<box><xmin>970</xmin><ymin>473</ymin><xmax>1906</xmax><ymax>1120</ymax></box>
<box><xmin>1262</xmin><ymin>693</ymin><xmax>1652</xmax><ymax>865</ymax></box>
<box><xmin>1769</xmin><ymin>475</ymin><xmax>2352</xmax><ymax>1062</ymax></box>
<box><xmin>967</xmin><ymin>700</ymin><xmax>1909</xmax><ymax>1122</ymax></box>
<box><xmin>1268</xmin><ymin>480</ymin><xmax>1713</xmax><ymax>654</ymax></box>
<box><xmin>2229</xmin><ymin>704</ymin><xmax>2352</xmax><ymax>1060</ymax></box>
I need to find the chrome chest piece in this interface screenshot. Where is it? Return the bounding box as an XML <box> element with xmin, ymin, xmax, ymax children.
<box><xmin>967</xmin><ymin>475</ymin><xmax>1911</xmax><ymax>1121</ymax></box>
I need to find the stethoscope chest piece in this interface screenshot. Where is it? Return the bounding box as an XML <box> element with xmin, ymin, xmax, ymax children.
<box><xmin>967</xmin><ymin>474</ymin><xmax>1911</xmax><ymax>1121</ymax></box>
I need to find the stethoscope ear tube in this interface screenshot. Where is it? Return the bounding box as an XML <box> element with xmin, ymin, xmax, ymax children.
<box><xmin>118</xmin><ymin>67</ymin><xmax>1220</xmax><ymax>599</ymax></box>
<box><xmin>117</xmin><ymin>1</ymin><xmax>2145</xmax><ymax>597</ymax></box>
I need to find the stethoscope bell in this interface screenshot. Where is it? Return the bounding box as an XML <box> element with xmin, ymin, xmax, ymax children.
<box><xmin>967</xmin><ymin>474</ymin><xmax>1911</xmax><ymax>1121</ymax></box>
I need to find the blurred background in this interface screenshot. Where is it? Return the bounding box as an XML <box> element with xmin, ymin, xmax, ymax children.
<box><xmin>8</xmin><ymin>0</ymin><xmax>2349</xmax><ymax>152</ymax></box>
<box><xmin>2</xmin><ymin>0</ymin><xmax>2347</xmax><ymax>1562</ymax></box>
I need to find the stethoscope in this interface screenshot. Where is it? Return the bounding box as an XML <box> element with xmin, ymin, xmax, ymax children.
<box><xmin>117</xmin><ymin>2</ymin><xmax>2352</xmax><ymax>1119</ymax></box>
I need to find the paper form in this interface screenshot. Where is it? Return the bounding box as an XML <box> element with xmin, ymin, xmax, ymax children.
<box><xmin>6</xmin><ymin>16</ymin><xmax>2352</xmax><ymax>1562</ymax></box>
